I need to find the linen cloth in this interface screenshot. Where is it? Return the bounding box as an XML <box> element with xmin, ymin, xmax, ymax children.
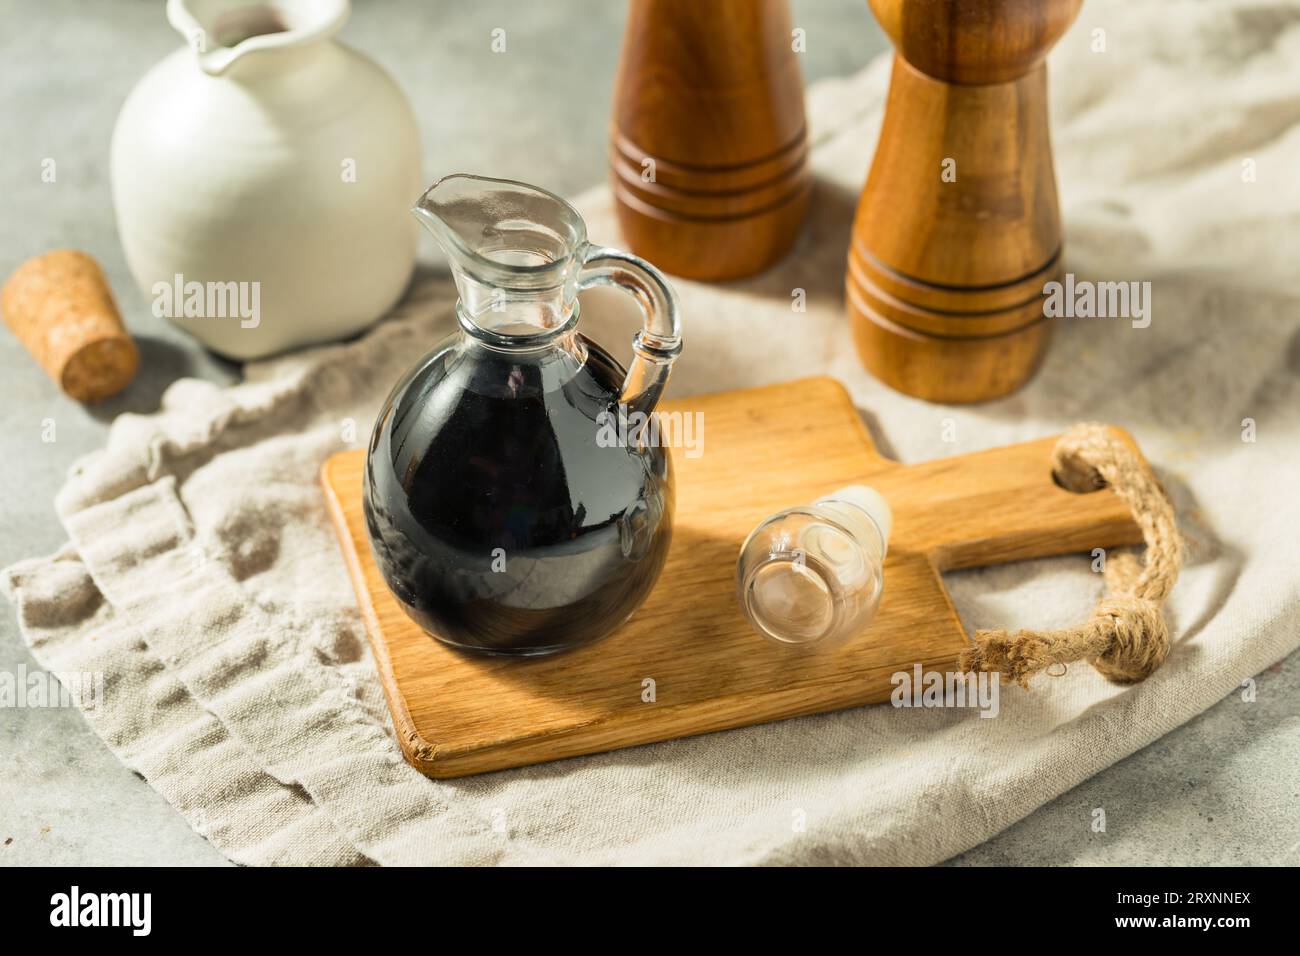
<box><xmin>6</xmin><ymin>0</ymin><xmax>1299</xmax><ymax>865</ymax></box>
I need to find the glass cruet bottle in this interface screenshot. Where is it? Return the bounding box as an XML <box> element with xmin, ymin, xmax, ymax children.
<box><xmin>364</xmin><ymin>174</ymin><xmax>683</xmax><ymax>657</ymax></box>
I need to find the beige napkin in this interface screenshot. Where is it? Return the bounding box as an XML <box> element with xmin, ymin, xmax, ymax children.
<box><xmin>6</xmin><ymin>0</ymin><xmax>1299</xmax><ymax>865</ymax></box>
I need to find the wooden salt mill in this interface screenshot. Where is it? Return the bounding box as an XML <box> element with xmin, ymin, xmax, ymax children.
<box><xmin>609</xmin><ymin>0</ymin><xmax>811</xmax><ymax>280</ymax></box>
<box><xmin>847</xmin><ymin>0</ymin><xmax>1082</xmax><ymax>403</ymax></box>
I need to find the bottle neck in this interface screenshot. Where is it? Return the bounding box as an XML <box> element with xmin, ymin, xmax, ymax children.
<box><xmin>813</xmin><ymin>497</ymin><xmax>887</xmax><ymax>564</ymax></box>
<box><xmin>455</xmin><ymin>298</ymin><xmax>580</xmax><ymax>353</ymax></box>
<box><xmin>817</xmin><ymin>486</ymin><xmax>891</xmax><ymax>549</ymax></box>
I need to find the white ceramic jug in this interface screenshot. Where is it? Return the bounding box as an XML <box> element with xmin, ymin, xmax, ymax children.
<box><xmin>111</xmin><ymin>0</ymin><xmax>421</xmax><ymax>359</ymax></box>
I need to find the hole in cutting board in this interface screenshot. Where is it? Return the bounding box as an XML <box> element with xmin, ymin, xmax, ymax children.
<box><xmin>1051</xmin><ymin>466</ymin><xmax>1106</xmax><ymax>494</ymax></box>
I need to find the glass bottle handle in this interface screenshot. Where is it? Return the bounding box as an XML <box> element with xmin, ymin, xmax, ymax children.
<box><xmin>578</xmin><ymin>244</ymin><xmax>682</xmax><ymax>417</ymax></box>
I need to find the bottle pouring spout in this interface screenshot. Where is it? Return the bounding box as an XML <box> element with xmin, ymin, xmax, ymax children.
<box><xmin>412</xmin><ymin>174</ymin><xmax>588</xmax><ymax>334</ymax></box>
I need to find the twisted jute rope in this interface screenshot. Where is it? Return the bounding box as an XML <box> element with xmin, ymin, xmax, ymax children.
<box><xmin>959</xmin><ymin>423</ymin><xmax>1184</xmax><ymax>688</ymax></box>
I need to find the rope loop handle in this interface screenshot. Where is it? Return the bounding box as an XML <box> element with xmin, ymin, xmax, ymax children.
<box><xmin>959</xmin><ymin>424</ymin><xmax>1183</xmax><ymax>688</ymax></box>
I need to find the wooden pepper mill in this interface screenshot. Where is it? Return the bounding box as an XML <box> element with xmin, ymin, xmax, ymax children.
<box><xmin>609</xmin><ymin>0</ymin><xmax>811</xmax><ymax>280</ymax></box>
<box><xmin>847</xmin><ymin>0</ymin><xmax>1082</xmax><ymax>403</ymax></box>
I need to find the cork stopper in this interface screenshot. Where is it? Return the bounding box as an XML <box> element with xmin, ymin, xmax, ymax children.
<box><xmin>2</xmin><ymin>250</ymin><xmax>139</xmax><ymax>402</ymax></box>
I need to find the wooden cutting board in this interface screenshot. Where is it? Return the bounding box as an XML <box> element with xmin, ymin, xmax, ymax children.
<box><xmin>321</xmin><ymin>376</ymin><xmax>1144</xmax><ymax>778</ymax></box>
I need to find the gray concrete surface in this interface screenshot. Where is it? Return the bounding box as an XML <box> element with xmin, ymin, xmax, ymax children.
<box><xmin>1</xmin><ymin>0</ymin><xmax>1295</xmax><ymax>867</ymax></box>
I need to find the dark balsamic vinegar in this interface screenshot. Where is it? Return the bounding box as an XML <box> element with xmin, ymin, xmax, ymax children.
<box><xmin>363</xmin><ymin>330</ymin><xmax>673</xmax><ymax>656</ymax></box>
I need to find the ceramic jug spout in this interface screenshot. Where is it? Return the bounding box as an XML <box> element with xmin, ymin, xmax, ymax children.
<box><xmin>413</xmin><ymin>174</ymin><xmax>682</xmax><ymax>416</ymax></box>
<box><xmin>166</xmin><ymin>0</ymin><xmax>349</xmax><ymax>76</ymax></box>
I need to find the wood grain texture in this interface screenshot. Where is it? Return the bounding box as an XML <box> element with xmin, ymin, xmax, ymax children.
<box><xmin>322</xmin><ymin>376</ymin><xmax>1145</xmax><ymax>778</ymax></box>
<box><xmin>609</xmin><ymin>0</ymin><xmax>810</xmax><ymax>280</ymax></box>
<box><xmin>847</xmin><ymin>0</ymin><xmax>1082</xmax><ymax>403</ymax></box>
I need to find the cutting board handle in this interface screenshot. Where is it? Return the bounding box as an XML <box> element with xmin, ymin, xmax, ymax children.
<box><xmin>867</xmin><ymin>428</ymin><xmax>1146</xmax><ymax>571</ymax></box>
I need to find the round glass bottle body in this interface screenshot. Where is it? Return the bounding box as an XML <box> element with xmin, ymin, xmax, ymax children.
<box><xmin>364</xmin><ymin>321</ymin><xmax>673</xmax><ymax>656</ymax></box>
